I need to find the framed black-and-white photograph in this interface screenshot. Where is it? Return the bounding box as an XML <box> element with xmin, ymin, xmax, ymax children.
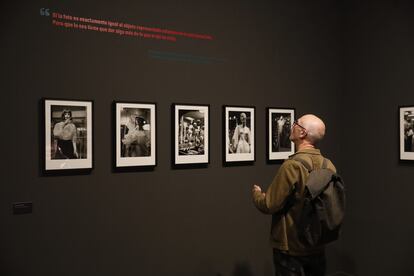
<box><xmin>267</xmin><ymin>107</ymin><xmax>295</xmax><ymax>163</ymax></box>
<box><xmin>114</xmin><ymin>101</ymin><xmax>156</xmax><ymax>170</ymax></box>
<box><xmin>42</xmin><ymin>98</ymin><xmax>93</xmax><ymax>173</ymax></box>
<box><xmin>400</xmin><ymin>105</ymin><xmax>414</xmax><ymax>161</ymax></box>
<box><xmin>172</xmin><ymin>103</ymin><xmax>209</xmax><ymax>167</ymax></box>
<box><xmin>223</xmin><ymin>106</ymin><xmax>255</xmax><ymax>165</ymax></box>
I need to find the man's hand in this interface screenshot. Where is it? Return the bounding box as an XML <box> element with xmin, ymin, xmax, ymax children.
<box><xmin>252</xmin><ymin>185</ymin><xmax>262</xmax><ymax>194</ymax></box>
<box><xmin>252</xmin><ymin>184</ymin><xmax>267</xmax><ymax>211</ymax></box>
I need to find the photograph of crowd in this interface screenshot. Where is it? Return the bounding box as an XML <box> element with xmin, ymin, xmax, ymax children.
<box><xmin>267</xmin><ymin>108</ymin><xmax>295</xmax><ymax>161</ymax></box>
<box><xmin>400</xmin><ymin>106</ymin><xmax>414</xmax><ymax>161</ymax></box>
<box><xmin>403</xmin><ymin>110</ymin><xmax>414</xmax><ymax>152</ymax></box>
<box><xmin>173</xmin><ymin>104</ymin><xmax>209</xmax><ymax>166</ymax></box>
<box><xmin>224</xmin><ymin>106</ymin><xmax>255</xmax><ymax>164</ymax></box>
<box><xmin>178</xmin><ymin>109</ymin><xmax>206</xmax><ymax>155</ymax></box>
<box><xmin>115</xmin><ymin>102</ymin><xmax>156</xmax><ymax>168</ymax></box>
<box><xmin>43</xmin><ymin>99</ymin><xmax>93</xmax><ymax>172</ymax></box>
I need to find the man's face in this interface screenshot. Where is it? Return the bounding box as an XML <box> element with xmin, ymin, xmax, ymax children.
<box><xmin>289</xmin><ymin>123</ymin><xmax>298</xmax><ymax>142</ymax></box>
<box><xmin>240</xmin><ymin>113</ymin><xmax>246</xmax><ymax>123</ymax></box>
<box><xmin>289</xmin><ymin>118</ymin><xmax>304</xmax><ymax>142</ymax></box>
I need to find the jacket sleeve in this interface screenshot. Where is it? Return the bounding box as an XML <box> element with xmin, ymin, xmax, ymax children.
<box><xmin>253</xmin><ymin>160</ymin><xmax>300</xmax><ymax>214</ymax></box>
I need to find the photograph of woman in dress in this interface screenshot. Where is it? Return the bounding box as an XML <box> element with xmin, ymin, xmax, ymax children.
<box><xmin>224</xmin><ymin>106</ymin><xmax>255</xmax><ymax>164</ymax></box>
<box><xmin>115</xmin><ymin>102</ymin><xmax>156</xmax><ymax>168</ymax></box>
<box><xmin>52</xmin><ymin>109</ymin><xmax>79</xmax><ymax>159</ymax></box>
<box><xmin>230</xmin><ymin>112</ymin><xmax>251</xmax><ymax>153</ymax></box>
<box><xmin>121</xmin><ymin>111</ymin><xmax>151</xmax><ymax>157</ymax></box>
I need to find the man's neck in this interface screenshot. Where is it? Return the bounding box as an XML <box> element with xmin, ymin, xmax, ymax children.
<box><xmin>296</xmin><ymin>142</ymin><xmax>315</xmax><ymax>151</ymax></box>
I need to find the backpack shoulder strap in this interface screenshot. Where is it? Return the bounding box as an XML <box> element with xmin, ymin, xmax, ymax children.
<box><xmin>292</xmin><ymin>156</ymin><xmax>335</xmax><ymax>198</ymax></box>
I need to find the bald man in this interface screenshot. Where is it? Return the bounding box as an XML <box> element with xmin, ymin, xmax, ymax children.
<box><xmin>252</xmin><ymin>114</ymin><xmax>336</xmax><ymax>276</ymax></box>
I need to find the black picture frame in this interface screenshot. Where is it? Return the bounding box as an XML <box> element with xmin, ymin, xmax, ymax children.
<box><xmin>41</xmin><ymin>98</ymin><xmax>94</xmax><ymax>175</ymax></box>
<box><xmin>399</xmin><ymin>105</ymin><xmax>414</xmax><ymax>161</ymax></box>
<box><xmin>223</xmin><ymin>105</ymin><xmax>256</xmax><ymax>166</ymax></box>
<box><xmin>171</xmin><ymin>103</ymin><xmax>210</xmax><ymax>169</ymax></box>
<box><xmin>266</xmin><ymin>107</ymin><xmax>295</xmax><ymax>164</ymax></box>
<box><xmin>113</xmin><ymin>101</ymin><xmax>157</xmax><ymax>172</ymax></box>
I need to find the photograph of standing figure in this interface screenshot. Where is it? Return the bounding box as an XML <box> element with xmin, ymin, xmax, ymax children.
<box><xmin>43</xmin><ymin>99</ymin><xmax>93</xmax><ymax>173</ymax></box>
<box><xmin>224</xmin><ymin>106</ymin><xmax>255</xmax><ymax>165</ymax></box>
<box><xmin>114</xmin><ymin>102</ymin><xmax>156</xmax><ymax>169</ymax></box>
<box><xmin>272</xmin><ymin>114</ymin><xmax>292</xmax><ymax>152</ymax></box>
<box><xmin>267</xmin><ymin>108</ymin><xmax>295</xmax><ymax>162</ymax></box>
<box><xmin>52</xmin><ymin>108</ymin><xmax>80</xmax><ymax>159</ymax></box>
<box><xmin>229</xmin><ymin>112</ymin><xmax>252</xmax><ymax>154</ymax></box>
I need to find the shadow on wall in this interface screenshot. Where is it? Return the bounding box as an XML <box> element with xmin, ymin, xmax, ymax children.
<box><xmin>232</xmin><ymin>261</ymin><xmax>254</xmax><ymax>276</ymax></box>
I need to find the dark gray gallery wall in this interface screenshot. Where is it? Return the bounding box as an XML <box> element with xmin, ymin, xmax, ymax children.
<box><xmin>2</xmin><ymin>1</ymin><xmax>343</xmax><ymax>276</ymax></box>
<box><xmin>340</xmin><ymin>1</ymin><xmax>414</xmax><ymax>276</ymax></box>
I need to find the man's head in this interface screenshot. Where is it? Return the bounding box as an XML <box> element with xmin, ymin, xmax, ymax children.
<box><xmin>290</xmin><ymin>114</ymin><xmax>326</xmax><ymax>147</ymax></box>
<box><xmin>240</xmin><ymin>113</ymin><xmax>247</xmax><ymax>123</ymax></box>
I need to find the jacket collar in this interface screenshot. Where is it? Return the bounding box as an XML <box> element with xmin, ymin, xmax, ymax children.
<box><xmin>289</xmin><ymin>148</ymin><xmax>321</xmax><ymax>158</ymax></box>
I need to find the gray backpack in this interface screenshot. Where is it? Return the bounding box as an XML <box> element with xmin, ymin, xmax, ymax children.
<box><xmin>293</xmin><ymin>157</ymin><xmax>346</xmax><ymax>247</ymax></box>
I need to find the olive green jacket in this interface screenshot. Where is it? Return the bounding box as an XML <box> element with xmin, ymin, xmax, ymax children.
<box><xmin>253</xmin><ymin>148</ymin><xmax>336</xmax><ymax>256</ymax></box>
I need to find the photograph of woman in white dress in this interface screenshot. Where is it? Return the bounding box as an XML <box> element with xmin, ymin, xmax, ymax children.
<box><xmin>120</xmin><ymin>108</ymin><xmax>151</xmax><ymax>157</ymax></box>
<box><xmin>229</xmin><ymin>112</ymin><xmax>251</xmax><ymax>154</ymax></box>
